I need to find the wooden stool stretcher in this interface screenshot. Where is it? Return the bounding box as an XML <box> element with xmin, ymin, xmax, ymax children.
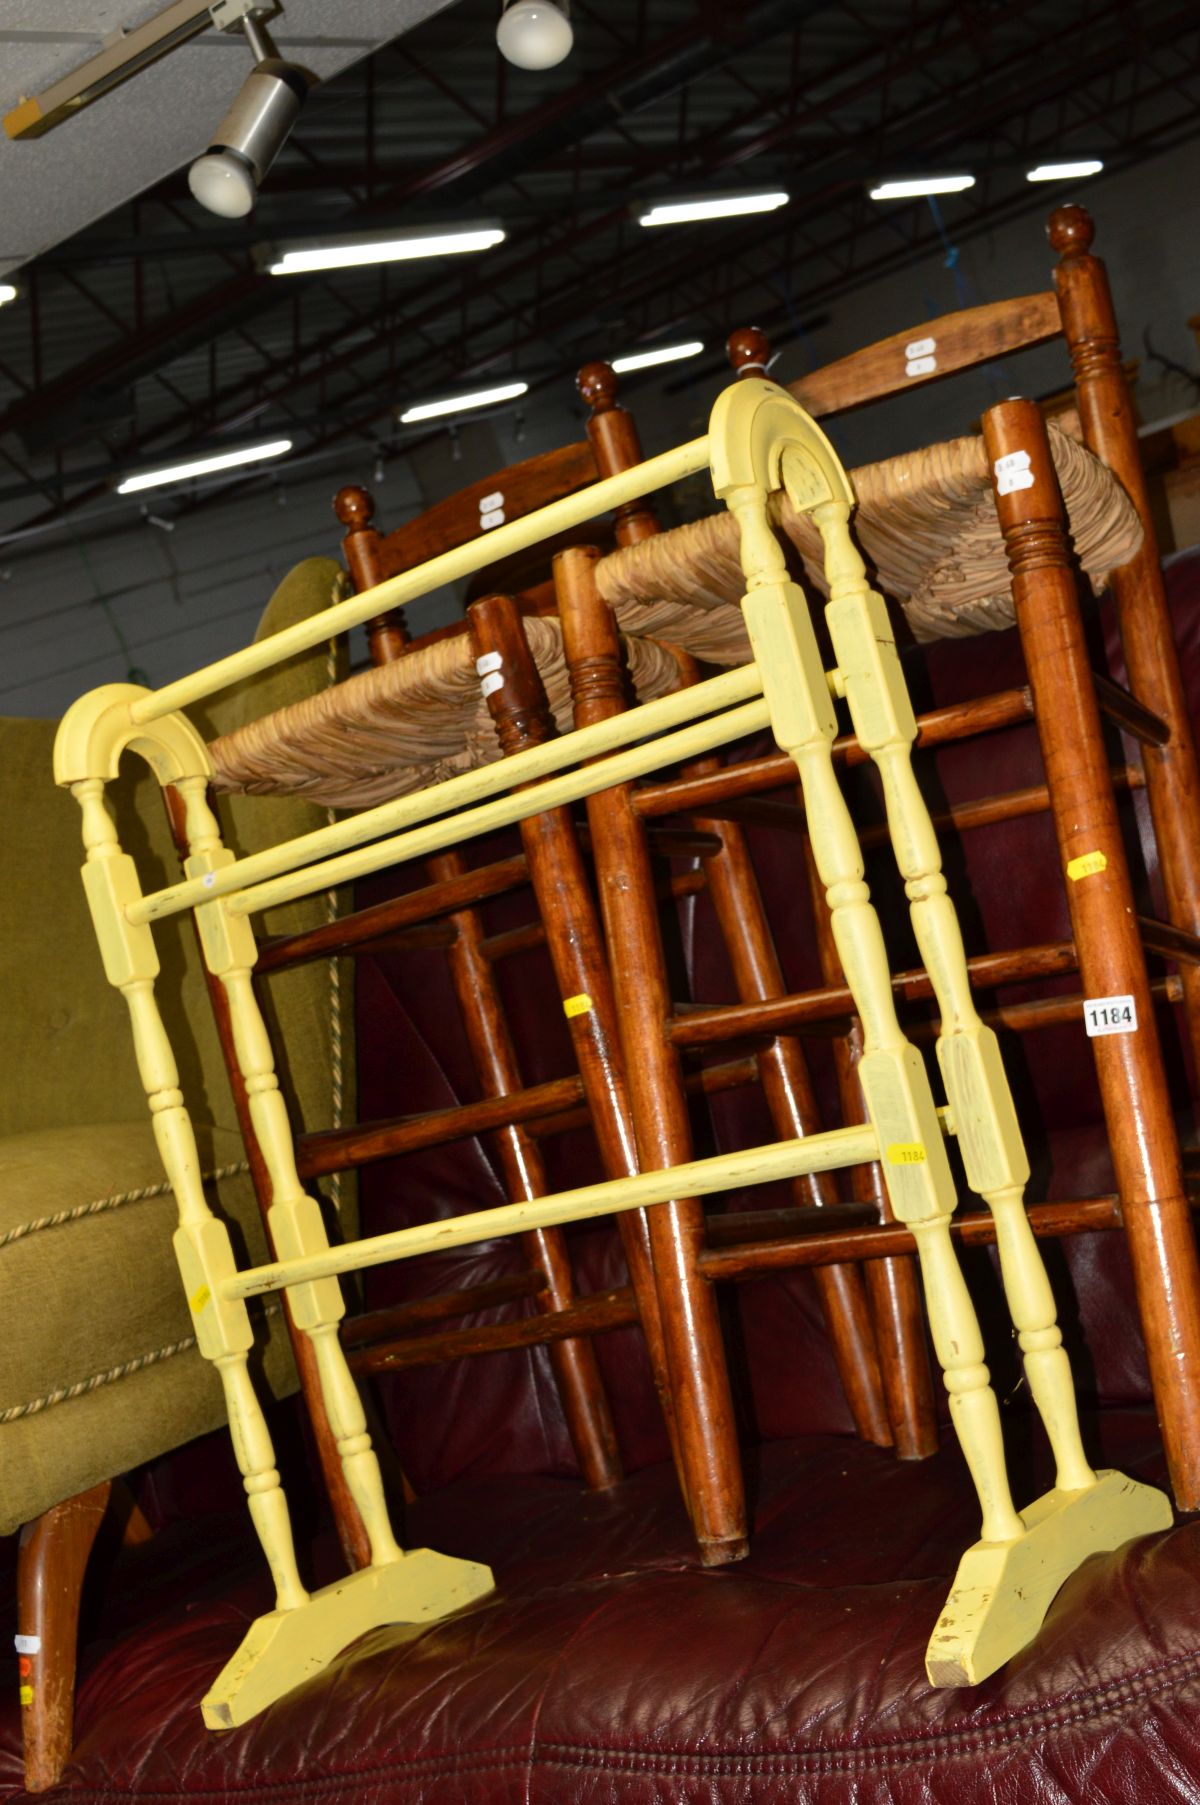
<box><xmin>55</xmin><ymin>381</ymin><xmax>1168</xmax><ymax>1724</ymax></box>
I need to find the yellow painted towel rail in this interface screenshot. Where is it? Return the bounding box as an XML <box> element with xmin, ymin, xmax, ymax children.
<box><xmin>55</xmin><ymin>378</ymin><xmax>1169</xmax><ymax>1731</ymax></box>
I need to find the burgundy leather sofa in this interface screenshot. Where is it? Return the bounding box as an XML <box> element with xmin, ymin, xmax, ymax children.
<box><xmin>4</xmin><ymin>555</ymin><xmax>1200</xmax><ymax>1803</ymax></box>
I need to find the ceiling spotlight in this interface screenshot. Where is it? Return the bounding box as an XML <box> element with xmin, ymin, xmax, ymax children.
<box><xmin>188</xmin><ymin>15</ymin><xmax>308</xmax><ymax>219</ymax></box>
<box><xmin>265</xmin><ymin>225</ymin><xmax>505</xmax><ymax>275</ymax></box>
<box><xmin>1026</xmin><ymin>159</ymin><xmax>1104</xmax><ymax>183</ymax></box>
<box><xmin>399</xmin><ymin>381</ymin><xmax>528</xmax><ymax>424</ymax></box>
<box><xmin>611</xmin><ymin>340</ymin><xmax>704</xmax><ymax>373</ymax></box>
<box><xmin>496</xmin><ymin>1</ymin><xmax>573</xmax><ymax>70</ymax></box>
<box><xmin>0</xmin><ymin>283</ymin><xmax>17</xmax><ymax>308</ymax></box>
<box><xmin>868</xmin><ymin>175</ymin><xmax>975</xmax><ymax>200</ymax></box>
<box><xmin>116</xmin><ymin>437</ymin><xmax>293</xmax><ymax>494</ymax></box>
<box><xmin>638</xmin><ymin>192</ymin><xmax>788</xmax><ymax>227</ymax></box>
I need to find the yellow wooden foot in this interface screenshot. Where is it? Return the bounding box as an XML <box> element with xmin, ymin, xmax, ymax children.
<box><xmin>201</xmin><ymin>1548</ymin><xmax>495</xmax><ymax>1729</ymax></box>
<box><xmin>925</xmin><ymin>1469</ymin><xmax>1171</xmax><ymax>1687</ymax></box>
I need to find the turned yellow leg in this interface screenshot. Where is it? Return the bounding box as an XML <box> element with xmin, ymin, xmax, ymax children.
<box><xmin>811</xmin><ymin>502</ymin><xmax>1098</xmax><ymax>1496</ymax></box>
<box><xmin>58</xmin><ymin>699</ymin><xmax>492</xmax><ymax>1732</ymax></box>
<box><xmin>70</xmin><ymin>776</ymin><xmax>311</xmax><ymax>1625</ymax></box>
<box><xmin>173</xmin><ymin>773</ymin><xmax>491</xmax><ymax>1724</ymax></box>
<box><xmin>709</xmin><ymin>379</ymin><xmax>1171</xmax><ymax>1686</ymax></box>
<box><xmin>724</xmin><ymin>496</ymin><xmax>1024</xmax><ymax>1551</ymax></box>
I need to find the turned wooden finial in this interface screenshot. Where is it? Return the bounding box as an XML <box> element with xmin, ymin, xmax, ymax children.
<box><xmin>726</xmin><ymin>325</ymin><xmax>771</xmax><ymax>378</ymax></box>
<box><xmin>333</xmin><ymin>483</ymin><xmax>376</xmax><ymax>530</ymax></box>
<box><xmin>1047</xmin><ymin>205</ymin><xmax>1095</xmax><ymax>259</ymax></box>
<box><xmin>577</xmin><ymin>360</ymin><xmax>620</xmax><ymax>415</ymax></box>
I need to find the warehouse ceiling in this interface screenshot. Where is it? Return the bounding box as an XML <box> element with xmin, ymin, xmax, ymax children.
<box><xmin>0</xmin><ymin>0</ymin><xmax>1198</xmax><ymax>553</ymax></box>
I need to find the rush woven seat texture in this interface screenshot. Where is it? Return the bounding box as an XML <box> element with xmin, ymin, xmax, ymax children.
<box><xmin>596</xmin><ymin>423</ymin><xmax>1143</xmax><ymax>661</ymax></box>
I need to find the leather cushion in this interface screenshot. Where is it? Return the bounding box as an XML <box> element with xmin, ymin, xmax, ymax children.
<box><xmin>0</xmin><ymin>1407</ymin><xmax>1192</xmax><ymax>1803</ymax></box>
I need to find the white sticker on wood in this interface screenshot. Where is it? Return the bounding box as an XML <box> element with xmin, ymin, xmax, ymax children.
<box><xmin>994</xmin><ymin>450</ymin><xmax>1034</xmax><ymax>496</ymax></box>
<box><xmin>1083</xmin><ymin>994</ymin><xmax>1137</xmax><ymax>1037</ymax></box>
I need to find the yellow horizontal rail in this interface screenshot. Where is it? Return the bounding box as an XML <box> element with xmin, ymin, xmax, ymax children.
<box><xmin>129</xmin><ymin>664</ymin><xmax>765</xmax><ymax>924</ymax></box>
<box><xmin>223</xmin><ymin>696</ymin><xmax>772</xmax><ymax>920</ymax></box>
<box><xmin>224</xmin><ymin>1117</ymin><xmax>907</xmax><ymax>1302</ymax></box>
<box><xmin>129</xmin><ymin>435</ymin><xmax>711</xmax><ymax>723</ymax></box>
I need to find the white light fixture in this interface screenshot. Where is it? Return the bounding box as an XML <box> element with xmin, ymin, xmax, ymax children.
<box><xmin>496</xmin><ymin>1</ymin><xmax>573</xmax><ymax>70</ymax></box>
<box><xmin>116</xmin><ymin>438</ymin><xmax>293</xmax><ymax>494</ymax></box>
<box><xmin>611</xmin><ymin>340</ymin><xmax>704</xmax><ymax>373</ymax></box>
<box><xmin>1026</xmin><ymin>159</ymin><xmax>1104</xmax><ymax>183</ymax></box>
<box><xmin>399</xmin><ymin>381</ymin><xmax>529</xmax><ymax>424</ymax></box>
<box><xmin>638</xmin><ymin>192</ymin><xmax>788</xmax><ymax>227</ymax></box>
<box><xmin>266</xmin><ymin>226</ymin><xmax>506</xmax><ymax>275</ymax></box>
<box><xmin>188</xmin><ymin>16</ymin><xmax>308</xmax><ymax>220</ymax></box>
<box><xmin>869</xmin><ymin>175</ymin><xmax>976</xmax><ymax>200</ymax></box>
<box><xmin>0</xmin><ymin>283</ymin><xmax>17</xmax><ymax>308</ymax></box>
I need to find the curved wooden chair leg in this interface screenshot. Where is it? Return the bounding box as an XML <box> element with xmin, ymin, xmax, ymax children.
<box><xmin>18</xmin><ymin>1480</ymin><xmax>111</xmax><ymax>1794</ymax></box>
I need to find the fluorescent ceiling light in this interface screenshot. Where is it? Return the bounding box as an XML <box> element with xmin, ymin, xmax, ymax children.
<box><xmin>869</xmin><ymin>175</ymin><xmax>976</xmax><ymax>200</ymax></box>
<box><xmin>399</xmin><ymin>381</ymin><xmax>529</xmax><ymax>424</ymax></box>
<box><xmin>116</xmin><ymin>438</ymin><xmax>293</xmax><ymax>494</ymax></box>
<box><xmin>0</xmin><ymin>283</ymin><xmax>17</xmax><ymax>307</ymax></box>
<box><xmin>638</xmin><ymin>192</ymin><xmax>788</xmax><ymax>227</ymax></box>
<box><xmin>1026</xmin><ymin>159</ymin><xmax>1104</xmax><ymax>183</ymax></box>
<box><xmin>611</xmin><ymin>340</ymin><xmax>704</xmax><ymax>373</ymax></box>
<box><xmin>268</xmin><ymin>227</ymin><xmax>505</xmax><ymax>275</ymax></box>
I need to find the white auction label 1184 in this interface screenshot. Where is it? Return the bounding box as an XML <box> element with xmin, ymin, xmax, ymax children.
<box><xmin>1083</xmin><ymin>994</ymin><xmax>1138</xmax><ymax>1037</ymax></box>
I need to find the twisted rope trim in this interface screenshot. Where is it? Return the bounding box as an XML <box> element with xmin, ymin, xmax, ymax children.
<box><xmin>1</xmin><ymin>1298</ymin><xmax>283</xmax><ymax>1424</ymax></box>
<box><xmin>0</xmin><ymin>1161</ymin><xmax>252</xmax><ymax>1251</ymax></box>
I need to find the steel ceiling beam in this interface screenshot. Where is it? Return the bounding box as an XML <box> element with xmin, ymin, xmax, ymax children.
<box><xmin>0</xmin><ymin>0</ymin><xmax>812</xmax><ymax>453</ymax></box>
<box><xmin>151</xmin><ymin>15</ymin><xmax>1200</xmax><ymax>504</ymax></box>
<box><xmin>7</xmin><ymin>0</ymin><xmax>975</xmax><ymax>477</ymax></box>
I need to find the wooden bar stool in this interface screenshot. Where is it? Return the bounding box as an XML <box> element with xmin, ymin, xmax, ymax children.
<box><xmin>577</xmin><ymin>358</ymin><xmax>929</xmax><ymax>1458</ymax></box>
<box><xmin>205</xmin><ymin>603</ymin><xmax>689</xmax><ymax>1504</ymax></box>
<box><xmin>573</xmin><ymin>201</ymin><xmax>1200</xmax><ymax>1511</ymax></box>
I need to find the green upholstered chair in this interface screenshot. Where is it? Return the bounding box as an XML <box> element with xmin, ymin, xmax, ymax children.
<box><xmin>1</xmin><ymin>558</ymin><xmax>354</xmax><ymax>1792</ymax></box>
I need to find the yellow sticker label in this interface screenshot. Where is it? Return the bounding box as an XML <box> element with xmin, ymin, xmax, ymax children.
<box><xmin>19</xmin><ymin>1685</ymin><xmax>33</xmax><ymax>1707</ymax></box>
<box><xmin>563</xmin><ymin>993</ymin><xmax>593</xmax><ymax>1018</ymax></box>
<box><xmin>189</xmin><ymin>1284</ymin><xmax>211</xmax><ymax>1316</ymax></box>
<box><xmin>1067</xmin><ymin>850</ymin><xmax>1107</xmax><ymax>882</ymax></box>
<box><xmin>887</xmin><ymin>1143</ymin><xmax>927</xmax><ymax>1165</ymax></box>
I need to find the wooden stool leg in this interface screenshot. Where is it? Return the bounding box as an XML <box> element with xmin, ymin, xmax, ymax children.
<box><xmin>986</xmin><ymin>396</ymin><xmax>1200</xmax><ymax>1510</ymax></box>
<box><xmin>466</xmin><ymin>592</ymin><xmax>702</xmax><ymax>1524</ymax></box>
<box><xmin>426</xmin><ymin>848</ymin><xmax>623</xmax><ymax>1490</ymax></box>
<box><xmin>494</xmin><ymin>575</ymin><xmax>747</xmax><ymax>1562</ymax></box>
<box><xmin>17</xmin><ymin>1481</ymin><xmax>110</xmax><ymax>1794</ymax></box>
<box><xmin>1052</xmin><ymin>205</ymin><xmax>1200</xmax><ymax>1079</ymax></box>
<box><xmin>668</xmin><ymin>672</ymin><xmax>892</xmax><ymax>1450</ymax></box>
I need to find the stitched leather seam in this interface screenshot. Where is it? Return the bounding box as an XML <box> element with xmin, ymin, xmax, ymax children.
<box><xmin>50</xmin><ymin>1651</ymin><xmax>1200</xmax><ymax>1798</ymax></box>
<box><xmin>44</xmin><ymin>1640</ymin><xmax>1200</xmax><ymax>1795</ymax></box>
<box><xmin>534</xmin><ymin>1646</ymin><xmax>1200</xmax><ymax>1775</ymax></box>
